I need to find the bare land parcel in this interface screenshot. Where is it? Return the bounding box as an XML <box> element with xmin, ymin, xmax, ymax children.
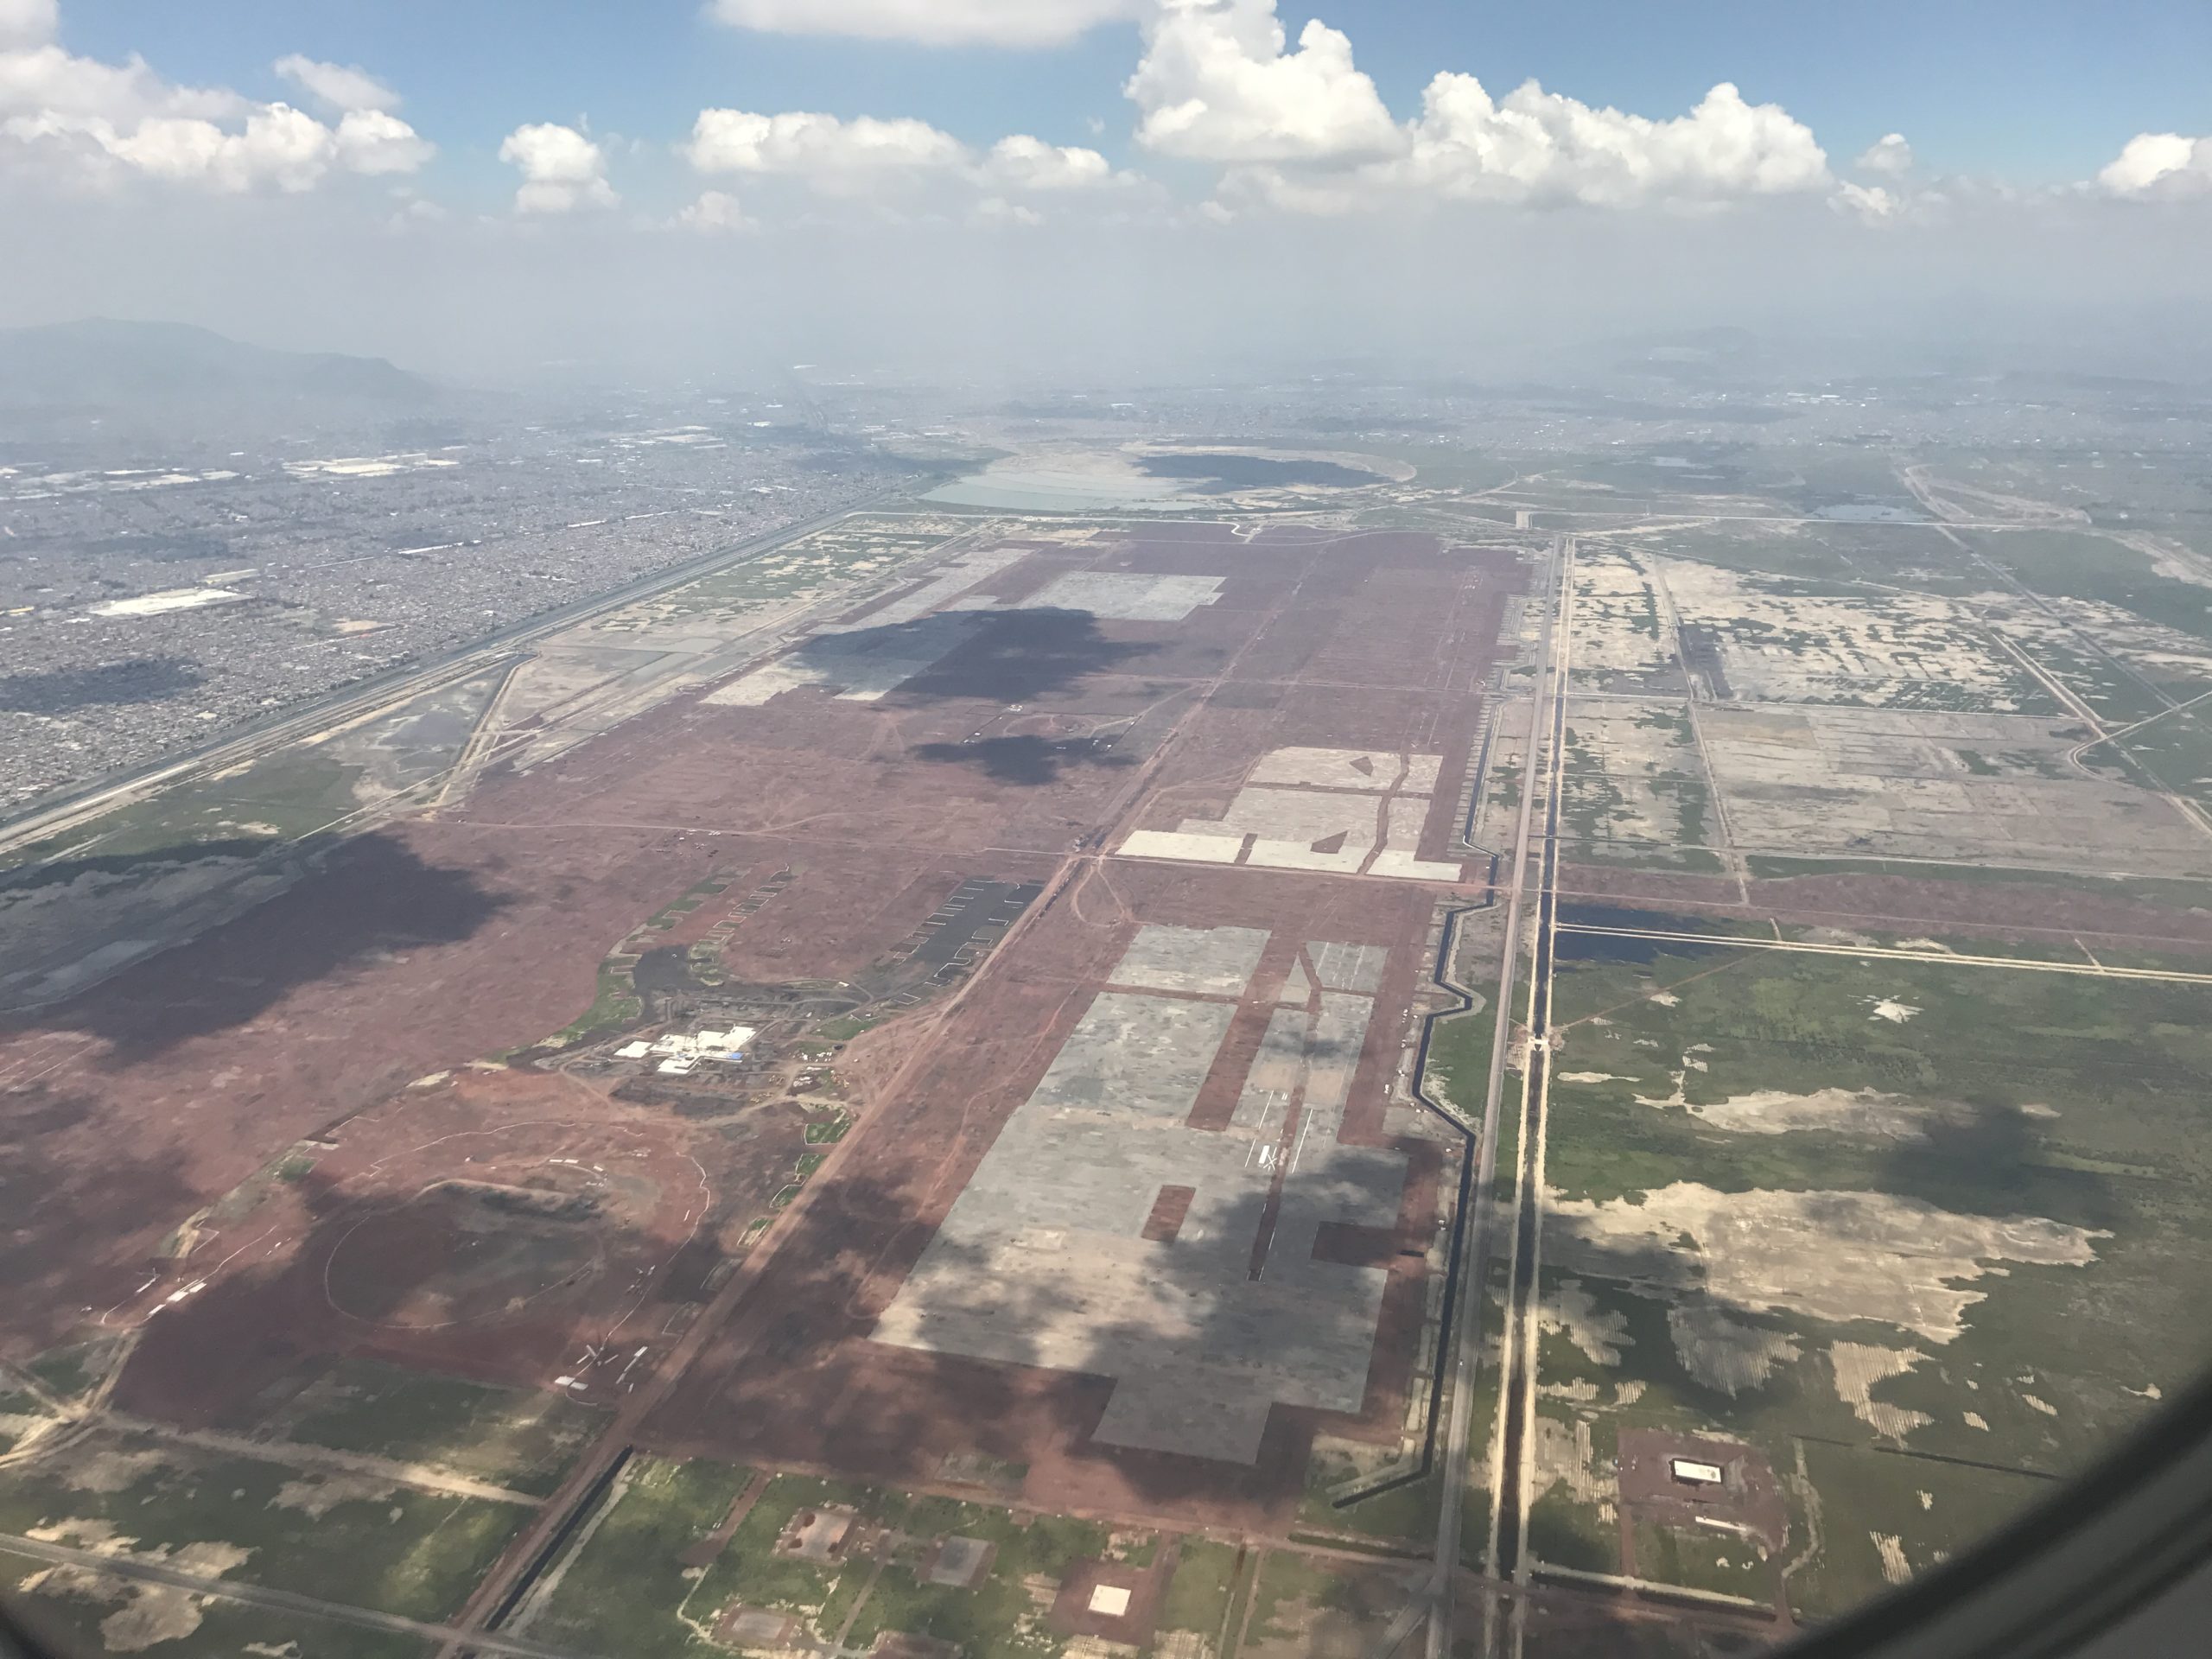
<box><xmin>16</xmin><ymin>445</ymin><xmax>2212</xmax><ymax>1658</ymax></box>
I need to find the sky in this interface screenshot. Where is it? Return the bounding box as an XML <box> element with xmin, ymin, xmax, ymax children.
<box><xmin>3</xmin><ymin>0</ymin><xmax>2210</xmax><ymax>384</ymax></box>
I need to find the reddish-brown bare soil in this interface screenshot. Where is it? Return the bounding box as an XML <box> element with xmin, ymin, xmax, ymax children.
<box><xmin>640</xmin><ymin>861</ymin><xmax>1452</xmax><ymax>1535</ymax></box>
<box><xmin>107</xmin><ymin>1065</ymin><xmax>769</xmax><ymax>1426</ymax></box>
<box><xmin>3</xmin><ymin>524</ymin><xmax>1522</xmax><ymax>1541</ymax></box>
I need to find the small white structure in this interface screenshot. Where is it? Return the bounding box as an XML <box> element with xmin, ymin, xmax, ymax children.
<box><xmin>1088</xmin><ymin>1586</ymin><xmax>1132</xmax><ymax>1618</ymax></box>
<box><xmin>1671</xmin><ymin>1457</ymin><xmax>1726</xmax><ymax>1486</ymax></box>
<box><xmin>615</xmin><ymin>1041</ymin><xmax>652</xmax><ymax>1059</ymax></box>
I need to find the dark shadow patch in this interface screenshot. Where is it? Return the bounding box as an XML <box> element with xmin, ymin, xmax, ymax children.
<box><xmin>890</xmin><ymin>608</ymin><xmax>1157</xmax><ymax>704</ymax></box>
<box><xmin>910</xmin><ymin>734</ymin><xmax>1139</xmax><ymax>786</ymax></box>
<box><xmin>0</xmin><ymin>1083</ymin><xmax>205</xmax><ymax>1352</ymax></box>
<box><xmin>0</xmin><ymin>657</ymin><xmax>203</xmax><ymax>714</ymax></box>
<box><xmin>23</xmin><ymin>831</ymin><xmax>508</xmax><ymax>1061</ymax></box>
<box><xmin>633</xmin><ymin>944</ymin><xmax>706</xmax><ymax>996</ymax></box>
<box><xmin>0</xmin><ymin>836</ymin><xmax>277</xmax><ymax>894</ymax></box>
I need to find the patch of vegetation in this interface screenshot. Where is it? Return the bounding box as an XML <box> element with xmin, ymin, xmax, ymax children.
<box><xmin>23</xmin><ymin>1344</ymin><xmax>104</xmax><ymax>1402</ymax></box>
<box><xmin>1243</xmin><ymin>1550</ymin><xmax>1363</xmax><ymax>1646</ymax></box>
<box><xmin>528</xmin><ymin>1455</ymin><xmax>752</xmax><ymax>1657</ymax></box>
<box><xmin>1157</xmin><ymin>1539</ymin><xmax>1248</xmax><ymax>1645</ymax></box>
<box><xmin>550</xmin><ymin>959</ymin><xmax>645</xmax><ymax>1046</ymax></box>
<box><xmin>1523</xmin><ymin>1489</ymin><xmax>1617</xmax><ymax>1573</ymax></box>
<box><xmin>1784</xmin><ymin>1442</ymin><xmax>2050</xmax><ymax>1624</ymax></box>
<box><xmin>0</xmin><ymin>1573</ymin><xmax>428</xmax><ymax>1659</ymax></box>
<box><xmin>690</xmin><ymin>1472</ymin><xmax>878</xmax><ymax>1633</ymax></box>
<box><xmin>1538</xmin><ymin>934</ymin><xmax>2212</xmax><ymax>1596</ymax></box>
<box><xmin>1969</xmin><ymin>528</ymin><xmax>2212</xmax><ymax>645</ymax></box>
<box><xmin>1743</xmin><ymin>855</ymin><xmax>2212</xmax><ymax>907</ymax></box>
<box><xmin>1634</xmin><ymin>1522</ymin><xmax>1770</xmax><ymax>1599</ymax></box>
<box><xmin>1295</xmin><ymin>1443</ymin><xmax>1435</xmax><ymax>1543</ymax></box>
<box><xmin>0</xmin><ymin>1433</ymin><xmax>527</xmax><ymax>1622</ymax></box>
<box><xmin>269</xmin><ymin>1359</ymin><xmax>603</xmax><ymax>1497</ymax></box>
<box><xmin>836</xmin><ymin>1491</ymin><xmax>1109</xmax><ymax>1659</ymax></box>
<box><xmin>804</xmin><ymin>1112</ymin><xmax>852</xmax><ymax>1144</ymax></box>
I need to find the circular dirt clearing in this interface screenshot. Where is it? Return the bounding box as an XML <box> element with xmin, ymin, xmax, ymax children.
<box><xmin>325</xmin><ymin>1174</ymin><xmax>610</xmax><ymax>1330</ymax></box>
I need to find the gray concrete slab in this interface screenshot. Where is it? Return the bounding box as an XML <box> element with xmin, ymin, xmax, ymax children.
<box><xmin>1105</xmin><ymin>924</ymin><xmax>1270</xmax><ymax>998</ymax></box>
<box><xmin>869</xmin><ymin>933</ymin><xmax>1408</xmax><ymax>1465</ymax></box>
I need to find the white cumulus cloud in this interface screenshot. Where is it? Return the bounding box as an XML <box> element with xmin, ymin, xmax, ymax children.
<box><xmin>1379</xmin><ymin>76</ymin><xmax>1829</xmax><ymax>207</ymax></box>
<box><xmin>2100</xmin><ymin>132</ymin><xmax>2212</xmax><ymax>198</ymax></box>
<box><xmin>0</xmin><ymin>10</ymin><xmax>429</xmax><ymax>191</ymax></box>
<box><xmin>1856</xmin><ymin>132</ymin><xmax>1914</xmax><ymax>175</ymax></box>
<box><xmin>683</xmin><ymin>107</ymin><xmax>1122</xmax><ymax>202</ymax></box>
<box><xmin>983</xmin><ymin>133</ymin><xmax>1118</xmax><ymax>190</ymax></box>
<box><xmin>499</xmin><ymin>122</ymin><xmax>617</xmax><ymax>213</ymax></box>
<box><xmin>1127</xmin><ymin>0</ymin><xmax>1399</xmax><ymax>163</ymax></box>
<box><xmin>706</xmin><ymin>0</ymin><xmax>1140</xmax><ymax>48</ymax></box>
<box><xmin>677</xmin><ymin>188</ymin><xmax>754</xmax><ymax>232</ymax></box>
<box><xmin>0</xmin><ymin>0</ymin><xmax>56</xmax><ymax>50</ymax></box>
<box><xmin>273</xmin><ymin>54</ymin><xmax>400</xmax><ymax>115</ymax></box>
<box><xmin>333</xmin><ymin>108</ymin><xmax>434</xmax><ymax>175</ymax></box>
<box><xmin>684</xmin><ymin>108</ymin><xmax>967</xmax><ymax>186</ymax></box>
<box><xmin>1833</xmin><ymin>179</ymin><xmax>1901</xmax><ymax>223</ymax></box>
<box><xmin>1130</xmin><ymin>0</ymin><xmax>1826</xmax><ymax>211</ymax></box>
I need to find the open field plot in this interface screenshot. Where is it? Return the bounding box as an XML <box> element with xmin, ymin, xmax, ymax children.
<box><xmin>1237</xmin><ymin>1548</ymin><xmax>1427</xmax><ymax>1659</ymax></box>
<box><xmin>0</xmin><ymin>1550</ymin><xmax>429</xmax><ymax>1659</ymax></box>
<box><xmin>1157</xmin><ymin>1538</ymin><xmax>1254</xmax><ymax>1658</ymax></box>
<box><xmin>0</xmin><ymin>1427</ymin><xmax>529</xmax><ymax>1623</ymax></box>
<box><xmin>1656</xmin><ymin>563</ymin><xmax>2048</xmax><ymax>713</ymax></box>
<box><xmin>1974</xmin><ymin>592</ymin><xmax>2212</xmax><ymax>722</ymax></box>
<box><xmin>1627</xmin><ymin>520</ymin><xmax>1968</xmax><ymax>591</ymax></box>
<box><xmin>1</xmin><ymin>516</ymin><xmax>1516</xmax><ymax>1631</ymax></box>
<box><xmin>1921</xmin><ymin>453</ymin><xmax>2212</xmax><ymax>554</ymax></box>
<box><xmin>470</xmin><ymin>516</ymin><xmax>993</xmax><ymax>776</ymax></box>
<box><xmin>3</xmin><ymin>667</ymin><xmax>508</xmax><ymax>878</ymax></box>
<box><xmin>869</xmin><ymin>920</ymin><xmax>1410</xmax><ymax>1465</ymax></box>
<box><xmin>111</xmin><ymin>1070</ymin><xmax>725</xmax><ymax>1425</ymax></box>
<box><xmin>1966</xmin><ymin>528</ymin><xmax>2212</xmax><ymax>650</ymax></box>
<box><xmin>1540</xmin><ymin>525</ymin><xmax>2212</xmax><ymax>895</ymax></box>
<box><xmin>241</xmin><ymin>1358</ymin><xmax>603</xmax><ymax>1497</ymax></box>
<box><xmin>1694</xmin><ymin>702</ymin><xmax>2212</xmax><ymax>874</ymax></box>
<box><xmin>0</xmin><ymin>669</ymin><xmax>508</xmax><ymax>1011</ymax></box>
<box><xmin>527</xmin><ymin>1459</ymin><xmax>1147</xmax><ymax>1659</ymax></box>
<box><xmin>1565</xmin><ymin>549</ymin><xmax>1683</xmax><ymax>695</ymax></box>
<box><xmin>518</xmin><ymin>1454</ymin><xmax>753</xmax><ymax>1657</ymax></box>
<box><xmin>645</xmin><ymin>860</ymin><xmax>1452</xmax><ymax>1534</ymax></box>
<box><xmin>1557</xmin><ymin>700</ymin><xmax>1720</xmax><ymax>871</ymax></box>
<box><xmin>1517</xmin><ymin>1593</ymin><xmax>1761</xmax><ymax>1659</ymax></box>
<box><xmin>1520</xmin><ymin>933</ymin><xmax>2212</xmax><ymax>1614</ymax></box>
<box><xmin>587</xmin><ymin>513</ymin><xmax>979</xmax><ymax>632</ymax></box>
<box><xmin>830</xmin><ymin>1491</ymin><xmax>1117</xmax><ymax>1659</ymax></box>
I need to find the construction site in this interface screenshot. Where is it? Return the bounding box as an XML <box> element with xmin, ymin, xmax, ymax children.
<box><xmin>11</xmin><ymin>445</ymin><xmax>2212</xmax><ymax>1658</ymax></box>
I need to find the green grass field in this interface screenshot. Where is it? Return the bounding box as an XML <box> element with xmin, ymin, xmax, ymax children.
<box><xmin>257</xmin><ymin>1360</ymin><xmax>604</xmax><ymax>1497</ymax></box>
<box><xmin>0</xmin><ymin>1549</ymin><xmax>431</xmax><ymax>1659</ymax></box>
<box><xmin>1525</xmin><ymin>932</ymin><xmax>2212</xmax><ymax>1615</ymax></box>
<box><xmin>838</xmin><ymin>1495</ymin><xmax>1109</xmax><ymax>1659</ymax></box>
<box><xmin>525</xmin><ymin>1456</ymin><xmax>753</xmax><ymax>1657</ymax></box>
<box><xmin>0</xmin><ymin>1431</ymin><xmax>529</xmax><ymax>1624</ymax></box>
<box><xmin>1156</xmin><ymin>1539</ymin><xmax>1249</xmax><ymax>1651</ymax></box>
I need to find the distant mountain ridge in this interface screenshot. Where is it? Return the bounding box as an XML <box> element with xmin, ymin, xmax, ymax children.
<box><xmin>0</xmin><ymin>318</ymin><xmax>435</xmax><ymax>410</ymax></box>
